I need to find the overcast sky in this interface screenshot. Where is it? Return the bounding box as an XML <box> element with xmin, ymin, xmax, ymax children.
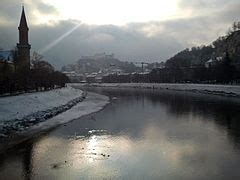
<box><xmin>0</xmin><ymin>0</ymin><xmax>239</xmax><ymax>68</ymax></box>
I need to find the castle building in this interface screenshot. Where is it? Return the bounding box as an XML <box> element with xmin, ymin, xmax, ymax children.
<box><xmin>16</xmin><ymin>6</ymin><xmax>31</xmax><ymax>71</ymax></box>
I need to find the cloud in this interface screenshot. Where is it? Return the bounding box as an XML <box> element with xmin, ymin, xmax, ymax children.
<box><xmin>0</xmin><ymin>0</ymin><xmax>59</xmax><ymax>26</ymax></box>
<box><xmin>0</xmin><ymin>0</ymin><xmax>239</xmax><ymax>69</ymax></box>
<box><xmin>34</xmin><ymin>1</ymin><xmax>58</xmax><ymax>15</ymax></box>
<box><xmin>0</xmin><ymin>0</ymin><xmax>21</xmax><ymax>24</ymax></box>
<box><xmin>87</xmin><ymin>33</ymin><xmax>115</xmax><ymax>43</ymax></box>
<box><xmin>178</xmin><ymin>0</ymin><xmax>237</xmax><ymax>10</ymax></box>
<box><xmin>19</xmin><ymin>21</ymin><xmax>184</xmax><ymax>68</ymax></box>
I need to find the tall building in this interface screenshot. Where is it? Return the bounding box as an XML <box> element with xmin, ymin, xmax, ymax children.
<box><xmin>16</xmin><ymin>6</ymin><xmax>31</xmax><ymax>71</ymax></box>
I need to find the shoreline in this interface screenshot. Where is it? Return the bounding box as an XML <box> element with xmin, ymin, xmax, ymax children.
<box><xmin>76</xmin><ymin>83</ymin><xmax>240</xmax><ymax>98</ymax></box>
<box><xmin>0</xmin><ymin>89</ymin><xmax>109</xmax><ymax>152</ymax></box>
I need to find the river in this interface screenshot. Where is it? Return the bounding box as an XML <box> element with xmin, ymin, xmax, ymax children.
<box><xmin>1</xmin><ymin>87</ymin><xmax>240</xmax><ymax>180</ymax></box>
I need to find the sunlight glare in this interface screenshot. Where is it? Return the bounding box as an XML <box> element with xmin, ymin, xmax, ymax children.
<box><xmin>39</xmin><ymin>22</ymin><xmax>81</xmax><ymax>53</ymax></box>
<box><xmin>43</xmin><ymin>0</ymin><xmax>179</xmax><ymax>25</ymax></box>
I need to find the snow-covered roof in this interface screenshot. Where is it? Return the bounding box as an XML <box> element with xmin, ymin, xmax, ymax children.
<box><xmin>206</xmin><ymin>59</ymin><xmax>213</xmax><ymax>63</ymax></box>
<box><xmin>216</xmin><ymin>56</ymin><xmax>223</xmax><ymax>61</ymax></box>
<box><xmin>95</xmin><ymin>77</ymin><xmax>102</xmax><ymax>80</ymax></box>
<box><xmin>86</xmin><ymin>74</ymin><xmax>96</xmax><ymax>78</ymax></box>
<box><xmin>139</xmin><ymin>72</ymin><xmax>150</xmax><ymax>75</ymax></box>
<box><xmin>206</xmin><ymin>56</ymin><xmax>223</xmax><ymax>64</ymax></box>
<box><xmin>0</xmin><ymin>50</ymin><xmax>14</xmax><ymax>63</ymax></box>
<box><xmin>118</xmin><ymin>73</ymin><xmax>130</xmax><ymax>76</ymax></box>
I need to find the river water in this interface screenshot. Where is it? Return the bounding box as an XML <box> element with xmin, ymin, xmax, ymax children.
<box><xmin>1</xmin><ymin>87</ymin><xmax>240</xmax><ymax>180</ymax></box>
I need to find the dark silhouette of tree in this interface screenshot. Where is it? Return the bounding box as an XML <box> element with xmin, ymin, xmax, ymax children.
<box><xmin>31</xmin><ymin>60</ymin><xmax>54</xmax><ymax>90</ymax></box>
<box><xmin>222</xmin><ymin>50</ymin><xmax>235</xmax><ymax>83</ymax></box>
<box><xmin>53</xmin><ymin>71</ymin><xmax>69</xmax><ymax>87</ymax></box>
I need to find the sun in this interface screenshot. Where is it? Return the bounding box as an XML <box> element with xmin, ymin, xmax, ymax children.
<box><xmin>42</xmin><ymin>0</ymin><xmax>179</xmax><ymax>25</ymax></box>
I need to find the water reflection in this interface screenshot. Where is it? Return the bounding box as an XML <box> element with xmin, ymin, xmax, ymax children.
<box><xmin>88</xmin><ymin>87</ymin><xmax>240</xmax><ymax>145</ymax></box>
<box><xmin>1</xmin><ymin>88</ymin><xmax>240</xmax><ymax>179</ymax></box>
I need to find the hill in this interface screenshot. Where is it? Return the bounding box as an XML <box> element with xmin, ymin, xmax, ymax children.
<box><xmin>165</xmin><ymin>22</ymin><xmax>240</xmax><ymax>68</ymax></box>
<box><xmin>62</xmin><ymin>53</ymin><xmax>138</xmax><ymax>74</ymax></box>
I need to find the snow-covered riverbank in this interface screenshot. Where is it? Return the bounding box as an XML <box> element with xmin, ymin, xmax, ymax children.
<box><xmin>79</xmin><ymin>83</ymin><xmax>240</xmax><ymax>97</ymax></box>
<box><xmin>0</xmin><ymin>86</ymin><xmax>109</xmax><ymax>139</ymax></box>
<box><xmin>26</xmin><ymin>92</ymin><xmax>109</xmax><ymax>134</ymax></box>
<box><xmin>0</xmin><ymin>86</ymin><xmax>83</xmax><ymax>122</ymax></box>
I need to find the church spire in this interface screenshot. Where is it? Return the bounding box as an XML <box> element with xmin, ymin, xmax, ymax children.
<box><xmin>19</xmin><ymin>6</ymin><xmax>29</xmax><ymax>30</ymax></box>
<box><xmin>17</xmin><ymin>6</ymin><xmax>31</xmax><ymax>71</ymax></box>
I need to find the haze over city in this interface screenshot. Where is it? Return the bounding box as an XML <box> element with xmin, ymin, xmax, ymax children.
<box><xmin>0</xmin><ymin>0</ymin><xmax>239</xmax><ymax>68</ymax></box>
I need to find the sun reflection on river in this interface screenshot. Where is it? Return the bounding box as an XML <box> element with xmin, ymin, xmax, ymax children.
<box><xmin>27</xmin><ymin>119</ymin><xmax>231</xmax><ymax>179</ymax></box>
<box><xmin>86</xmin><ymin>135</ymin><xmax>98</xmax><ymax>163</ymax></box>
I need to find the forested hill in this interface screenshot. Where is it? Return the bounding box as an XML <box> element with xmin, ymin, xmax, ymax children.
<box><xmin>165</xmin><ymin>22</ymin><xmax>240</xmax><ymax>68</ymax></box>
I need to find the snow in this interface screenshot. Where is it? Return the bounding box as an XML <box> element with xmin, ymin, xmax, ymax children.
<box><xmin>80</xmin><ymin>83</ymin><xmax>240</xmax><ymax>97</ymax></box>
<box><xmin>0</xmin><ymin>86</ymin><xmax>109</xmax><ymax>138</ymax></box>
<box><xmin>26</xmin><ymin>92</ymin><xmax>109</xmax><ymax>134</ymax></box>
<box><xmin>0</xmin><ymin>86</ymin><xmax>83</xmax><ymax>122</ymax></box>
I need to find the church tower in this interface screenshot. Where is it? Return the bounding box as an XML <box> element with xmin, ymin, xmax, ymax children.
<box><xmin>17</xmin><ymin>6</ymin><xmax>31</xmax><ymax>71</ymax></box>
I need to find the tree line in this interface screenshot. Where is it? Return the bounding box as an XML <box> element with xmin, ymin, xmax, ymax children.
<box><xmin>0</xmin><ymin>51</ymin><xmax>69</xmax><ymax>95</ymax></box>
<box><xmin>102</xmin><ymin>50</ymin><xmax>239</xmax><ymax>84</ymax></box>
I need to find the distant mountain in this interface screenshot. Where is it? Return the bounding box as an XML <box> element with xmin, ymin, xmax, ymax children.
<box><xmin>61</xmin><ymin>53</ymin><xmax>138</xmax><ymax>74</ymax></box>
